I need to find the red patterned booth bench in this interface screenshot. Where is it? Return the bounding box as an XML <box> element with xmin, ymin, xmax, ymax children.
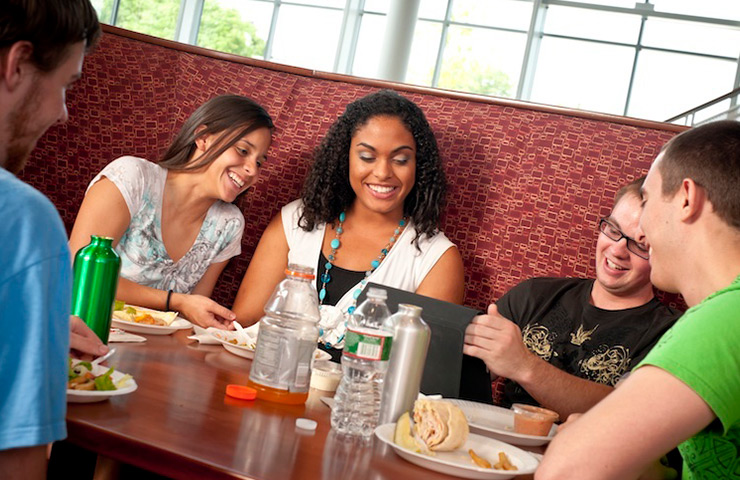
<box><xmin>21</xmin><ymin>25</ymin><xmax>686</xmax><ymax>314</ymax></box>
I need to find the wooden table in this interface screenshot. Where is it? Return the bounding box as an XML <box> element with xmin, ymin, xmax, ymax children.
<box><xmin>65</xmin><ymin>330</ymin><xmax>536</xmax><ymax>479</ymax></box>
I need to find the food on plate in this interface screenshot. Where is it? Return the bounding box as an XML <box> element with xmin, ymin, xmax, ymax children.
<box><xmin>227</xmin><ymin>337</ymin><xmax>256</xmax><ymax>349</ymax></box>
<box><xmin>129</xmin><ymin>311</ymin><xmax>166</xmax><ymax>325</ymax></box>
<box><xmin>511</xmin><ymin>403</ymin><xmax>559</xmax><ymax>436</ymax></box>
<box><xmin>112</xmin><ymin>304</ymin><xmax>177</xmax><ymax>326</ymax></box>
<box><xmin>468</xmin><ymin>449</ymin><xmax>491</xmax><ymax>468</ymax></box>
<box><xmin>493</xmin><ymin>451</ymin><xmax>518</xmax><ymax>471</ymax></box>
<box><xmin>394</xmin><ymin>412</ymin><xmax>420</xmax><ymax>451</ymax></box>
<box><xmin>414</xmin><ymin>399</ymin><xmax>469</xmax><ymax>451</ymax></box>
<box><xmin>67</xmin><ymin>358</ymin><xmax>131</xmax><ymax>391</ymax></box>
<box><xmin>394</xmin><ymin>399</ymin><xmax>469</xmax><ymax>453</ymax></box>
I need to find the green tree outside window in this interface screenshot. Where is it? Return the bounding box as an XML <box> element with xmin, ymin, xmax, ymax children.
<box><xmin>90</xmin><ymin>0</ymin><xmax>265</xmax><ymax>59</ymax></box>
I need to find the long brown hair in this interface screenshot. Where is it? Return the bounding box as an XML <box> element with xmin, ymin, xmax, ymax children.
<box><xmin>159</xmin><ymin>95</ymin><xmax>274</xmax><ymax>171</ymax></box>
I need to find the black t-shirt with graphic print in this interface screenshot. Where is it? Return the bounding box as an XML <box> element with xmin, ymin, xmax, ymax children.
<box><xmin>496</xmin><ymin>277</ymin><xmax>681</xmax><ymax>408</ymax></box>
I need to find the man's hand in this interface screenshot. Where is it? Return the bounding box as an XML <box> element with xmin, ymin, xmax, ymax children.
<box><xmin>463</xmin><ymin>304</ymin><xmax>537</xmax><ymax>382</ymax></box>
<box><xmin>69</xmin><ymin>316</ymin><xmax>109</xmax><ymax>360</ymax></box>
<box><xmin>173</xmin><ymin>293</ymin><xmax>236</xmax><ymax>330</ymax></box>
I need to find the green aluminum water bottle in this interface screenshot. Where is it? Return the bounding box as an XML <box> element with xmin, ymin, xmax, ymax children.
<box><xmin>71</xmin><ymin>235</ymin><xmax>121</xmax><ymax>344</ymax></box>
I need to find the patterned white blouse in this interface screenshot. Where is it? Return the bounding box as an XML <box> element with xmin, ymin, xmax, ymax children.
<box><xmin>88</xmin><ymin>156</ymin><xmax>244</xmax><ymax>293</ymax></box>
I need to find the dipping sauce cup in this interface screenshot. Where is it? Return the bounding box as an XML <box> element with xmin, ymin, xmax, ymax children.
<box><xmin>310</xmin><ymin>360</ymin><xmax>342</xmax><ymax>392</ymax></box>
<box><xmin>511</xmin><ymin>403</ymin><xmax>559</xmax><ymax>436</ymax></box>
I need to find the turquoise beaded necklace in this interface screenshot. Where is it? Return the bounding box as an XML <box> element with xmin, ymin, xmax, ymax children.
<box><xmin>319</xmin><ymin>211</ymin><xmax>407</xmax><ymax>315</ymax></box>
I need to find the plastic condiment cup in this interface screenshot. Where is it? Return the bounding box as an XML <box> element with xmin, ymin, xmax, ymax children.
<box><xmin>310</xmin><ymin>360</ymin><xmax>342</xmax><ymax>392</ymax></box>
<box><xmin>511</xmin><ymin>403</ymin><xmax>559</xmax><ymax>436</ymax></box>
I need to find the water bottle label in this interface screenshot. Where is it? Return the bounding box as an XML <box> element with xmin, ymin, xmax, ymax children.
<box><xmin>344</xmin><ymin>327</ymin><xmax>392</xmax><ymax>361</ymax></box>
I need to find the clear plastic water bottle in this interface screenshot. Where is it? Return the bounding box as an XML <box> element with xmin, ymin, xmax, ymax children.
<box><xmin>247</xmin><ymin>264</ymin><xmax>321</xmax><ymax>405</ymax></box>
<box><xmin>331</xmin><ymin>287</ymin><xmax>393</xmax><ymax>436</ymax></box>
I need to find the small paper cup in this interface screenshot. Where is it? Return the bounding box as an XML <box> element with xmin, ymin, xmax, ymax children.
<box><xmin>310</xmin><ymin>360</ymin><xmax>342</xmax><ymax>392</ymax></box>
<box><xmin>511</xmin><ymin>403</ymin><xmax>559</xmax><ymax>436</ymax></box>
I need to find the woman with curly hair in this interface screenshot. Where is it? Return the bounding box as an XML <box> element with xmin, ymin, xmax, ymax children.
<box><xmin>233</xmin><ymin>89</ymin><xmax>464</xmax><ymax>355</ymax></box>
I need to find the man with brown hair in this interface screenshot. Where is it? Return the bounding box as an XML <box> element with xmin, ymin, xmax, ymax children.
<box><xmin>465</xmin><ymin>177</ymin><xmax>680</xmax><ymax>419</ymax></box>
<box><xmin>537</xmin><ymin>120</ymin><xmax>740</xmax><ymax>479</ymax></box>
<box><xmin>0</xmin><ymin>1</ymin><xmax>103</xmax><ymax>477</ymax></box>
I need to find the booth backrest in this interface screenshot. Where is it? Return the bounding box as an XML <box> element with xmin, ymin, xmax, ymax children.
<box><xmin>21</xmin><ymin>26</ymin><xmax>686</xmax><ymax>312</ymax></box>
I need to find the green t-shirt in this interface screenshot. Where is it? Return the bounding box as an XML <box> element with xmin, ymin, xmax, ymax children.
<box><xmin>636</xmin><ymin>275</ymin><xmax>740</xmax><ymax>480</ymax></box>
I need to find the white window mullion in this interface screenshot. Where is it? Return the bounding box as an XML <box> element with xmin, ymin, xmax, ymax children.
<box><xmin>175</xmin><ymin>0</ymin><xmax>204</xmax><ymax>45</ymax></box>
<box><xmin>334</xmin><ymin>0</ymin><xmax>365</xmax><ymax>74</ymax></box>
<box><xmin>517</xmin><ymin>0</ymin><xmax>547</xmax><ymax>101</ymax></box>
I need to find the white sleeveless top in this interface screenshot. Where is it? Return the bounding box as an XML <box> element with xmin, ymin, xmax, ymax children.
<box><xmin>281</xmin><ymin>198</ymin><xmax>455</xmax><ymax>343</ymax></box>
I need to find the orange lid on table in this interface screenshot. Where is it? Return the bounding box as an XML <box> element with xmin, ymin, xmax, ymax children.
<box><xmin>226</xmin><ymin>384</ymin><xmax>257</xmax><ymax>400</ymax></box>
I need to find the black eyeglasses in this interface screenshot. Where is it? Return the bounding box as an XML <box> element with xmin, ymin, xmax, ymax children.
<box><xmin>598</xmin><ymin>218</ymin><xmax>650</xmax><ymax>260</ymax></box>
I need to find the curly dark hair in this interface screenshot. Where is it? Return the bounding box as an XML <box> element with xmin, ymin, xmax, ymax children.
<box><xmin>299</xmin><ymin>89</ymin><xmax>447</xmax><ymax>245</ymax></box>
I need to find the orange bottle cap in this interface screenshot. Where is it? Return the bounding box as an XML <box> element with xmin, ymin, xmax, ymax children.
<box><xmin>226</xmin><ymin>384</ymin><xmax>257</xmax><ymax>400</ymax></box>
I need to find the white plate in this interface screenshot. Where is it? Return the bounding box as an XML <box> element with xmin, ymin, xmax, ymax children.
<box><xmin>111</xmin><ymin>304</ymin><xmax>192</xmax><ymax>336</ymax></box>
<box><xmin>448</xmin><ymin>399</ymin><xmax>557</xmax><ymax>447</ymax></box>
<box><xmin>209</xmin><ymin>330</ymin><xmax>256</xmax><ymax>358</ymax></box>
<box><xmin>375</xmin><ymin>423</ymin><xmax>539</xmax><ymax>479</ymax></box>
<box><xmin>111</xmin><ymin>317</ymin><xmax>192</xmax><ymax>335</ymax></box>
<box><xmin>209</xmin><ymin>329</ymin><xmax>334</xmax><ymax>363</ymax></box>
<box><xmin>111</xmin><ymin>304</ymin><xmax>190</xmax><ymax>335</ymax></box>
<box><xmin>67</xmin><ymin>363</ymin><xmax>137</xmax><ymax>403</ymax></box>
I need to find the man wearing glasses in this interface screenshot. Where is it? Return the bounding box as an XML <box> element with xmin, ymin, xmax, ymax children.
<box><xmin>537</xmin><ymin>120</ymin><xmax>740</xmax><ymax>480</ymax></box>
<box><xmin>464</xmin><ymin>177</ymin><xmax>680</xmax><ymax>419</ymax></box>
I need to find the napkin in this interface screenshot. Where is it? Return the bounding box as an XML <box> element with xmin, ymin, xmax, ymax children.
<box><xmin>108</xmin><ymin>328</ymin><xmax>146</xmax><ymax>343</ymax></box>
<box><xmin>188</xmin><ymin>325</ymin><xmax>222</xmax><ymax>344</ymax></box>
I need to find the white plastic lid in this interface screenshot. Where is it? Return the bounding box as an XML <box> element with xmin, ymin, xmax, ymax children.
<box><xmin>295</xmin><ymin>418</ymin><xmax>317</xmax><ymax>431</ymax></box>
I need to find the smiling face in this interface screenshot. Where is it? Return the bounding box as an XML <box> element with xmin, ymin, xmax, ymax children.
<box><xmin>593</xmin><ymin>192</ymin><xmax>654</xmax><ymax>305</ymax></box>
<box><xmin>200</xmin><ymin>127</ymin><xmax>272</xmax><ymax>203</ymax></box>
<box><xmin>348</xmin><ymin>115</ymin><xmax>416</xmax><ymax>217</ymax></box>
<box><xmin>5</xmin><ymin>42</ymin><xmax>85</xmax><ymax>173</ymax></box>
<box><xmin>639</xmin><ymin>154</ymin><xmax>680</xmax><ymax>294</ymax></box>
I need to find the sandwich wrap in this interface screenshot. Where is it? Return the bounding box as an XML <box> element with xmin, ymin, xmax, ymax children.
<box><xmin>394</xmin><ymin>399</ymin><xmax>469</xmax><ymax>452</ymax></box>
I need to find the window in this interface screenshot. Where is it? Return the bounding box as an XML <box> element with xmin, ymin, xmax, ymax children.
<box><xmin>405</xmin><ymin>20</ymin><xmax>443</xmax><ymax>87</ymax></box>
<box><xmin>437</xmin><ymin>26</ymin><xmax>526</xmax><ymax>98</ymax></box>
<box><xmin>269</xmin><ymin>4</ymin><xmax>344</xmax><ymax>71</ymax></box>
<box><xmin>641</xmin><ymin>17</ymin><xmax>740</xmax><ymax>58</ymax></box>
<box><xmin>352</xmin><ymin>12</ymin><xmax>388</xmax><ymax>78</ymax></box>
<box><xmin>628</xmin><ymin>50</ymin><xmax>736</xmax><ymax>121</ymax></box>
<box><xmin>450</xmin><ymin>0</ymin><xmax>532</xmax><ymax>30</ymax></box>
<box><xmin>544</xmin><ymin>5</ymin><xmax>641</xmax><ymax>44</ymax></box>
<box><xmin>530</xmin><ymin>37</ymin><xmax>634</xmax><ymax>115</ymax></box>
<box><xmin>199</xmin><ymin>0</ymin><xmax>272</xmax><ymax>59</ymax></box>
<box><xmin>649</xmin><ymin>0</ymin><xmax>740</xmax><ymax>21</ymax></box>
<box><xmin>111</xmin><ymin>0</ymin><xmax>180</xmax><ymax>39</ymax></box>
<box><xmin>93</xmin><ymin>0</ymin><xmax>740</xmax><ymax>123</ymax></box>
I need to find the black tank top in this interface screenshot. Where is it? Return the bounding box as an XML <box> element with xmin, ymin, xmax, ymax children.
<box><xmin>316</xmin><ymin>251</ymin><xmax>366</xmax><ymax>362</ymax></box>
<box><xmin>316</xmin><ymin>251</ymin><xmax>366</xmax><ymax>307</ymax></box>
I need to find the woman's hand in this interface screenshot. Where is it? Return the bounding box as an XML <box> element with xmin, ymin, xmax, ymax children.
<box><xmin>172</xmin><ymin>293</ymin><xmax>236</xmax><ymax>330</ymax></box>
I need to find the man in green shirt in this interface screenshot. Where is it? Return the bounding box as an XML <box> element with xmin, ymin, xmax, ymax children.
<box><xmin>537</xmin><ymin>120</ymin><xmax>740</xmax><ymax>480</ymax></box>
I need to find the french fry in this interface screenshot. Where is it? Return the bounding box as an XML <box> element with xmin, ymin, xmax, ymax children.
<box><xmin>493</xmin><ymin>451</ymin><xmax>518</xmax><ymax>471</ymax></box>
<box><xmin>468</xmin><ymin>449</ymin><xmax>491</xmax><ymax>468</ymax></box>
